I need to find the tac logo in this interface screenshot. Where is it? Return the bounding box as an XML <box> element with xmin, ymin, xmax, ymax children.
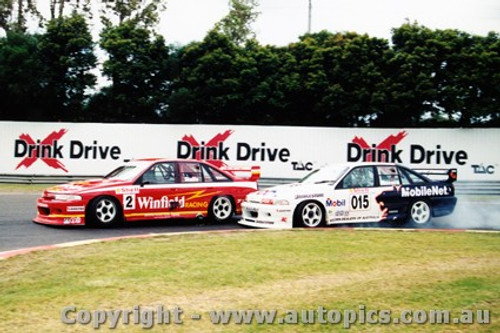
<box><xmin>347</xmin><ymin>131</ymin><xmax>407</xmax><ymax>163</ymax></box>
<box><xmin>471</xmin><ymin>164</ymin><xmax>495</xmax><ymax>175</ymax></box>
<box><xmin>15</xmin><ymin>129</ymin><xmax>69</xmax><ymax>172</ymax></box>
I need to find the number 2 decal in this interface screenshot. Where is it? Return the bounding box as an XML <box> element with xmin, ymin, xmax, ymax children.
<box><xmin>123</xmin><ymin>194</ymin><xmax>135</xmax><ymax>210</ymax></box>
<box><xmin>350</xmin><ymin>194</ymin><xmax>370</xmax><ymax>210</ymax></box>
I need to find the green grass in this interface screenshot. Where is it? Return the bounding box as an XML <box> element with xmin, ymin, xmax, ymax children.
<box><xmin>1</xmin><ymin>229</ymin><xmax>499</xmax><ymax>332</ymax></box>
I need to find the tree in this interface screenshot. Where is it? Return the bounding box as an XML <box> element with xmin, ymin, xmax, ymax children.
<box><xmin>38</xmin><ymin>13</ymin><xmax>97</xmax><ymax>121</ymax></box>
<box><xmin>433</xmin><ymin>30</ymin><xmax>500</xmax><ymax>126</ymax></box>
<box><xmin>0</xmin><ymin>0</ymin><xmax>41</xmax><ymax>33</ymax></box>
<box><xmin>95</xmin><ymin>20</ymin><xmax>172</xmax><ymax>122</ymax></box>
<box><xmin>99</xmin><ymin>0</ymin><xmax>166</xmax><ymax>28</ymax></box>
<box><xmin>214</xmin><ymin>0</ymin><xmax>259</xmax><ymax>45</ymax></box>
<box><xmin>168</xmin><ymin>31</ymin><xmax>242</xmax><ymax>123</ymax></box>
<box><xmin>49</xmin><ymin>0</ymin><xmax>92</xmax><ymax>20</ymax></box>
<box><xmin>285</xmin><ymin>31</ymin><xmax>391</xmax><ymax>126</ymax></box>
<box><xmin>388</xmin><ymin>22</ymin><xmax>500</xmax><ymax>127</ymax></box>
<box><xmin>0</xmin><ymin>31</ymin><xmax>45</xmax><ymax>120</ymax></box>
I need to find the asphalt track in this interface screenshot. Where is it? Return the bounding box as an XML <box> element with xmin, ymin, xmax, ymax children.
<box><xmin>0</xmin><ymin>193</ymin><xmax>499</xmax><ymax>254</ymax></box>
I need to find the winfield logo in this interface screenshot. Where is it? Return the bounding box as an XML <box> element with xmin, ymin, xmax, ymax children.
<box><xmin>15</xmin><ymin>129</ymin><xmax>69</xmax><ymax>172</ymax></box>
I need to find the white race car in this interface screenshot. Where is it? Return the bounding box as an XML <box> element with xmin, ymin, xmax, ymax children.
<box><xmin>239</xmin><ymin>163</ymin><xmax>457</xmax><ymax>229</ymax></box>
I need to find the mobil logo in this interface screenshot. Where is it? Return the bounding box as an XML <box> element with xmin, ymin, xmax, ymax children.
<box><xmin>326</xmin><ymin>198</ymin><xmax>346</xmax><ymax>207</ymax></box>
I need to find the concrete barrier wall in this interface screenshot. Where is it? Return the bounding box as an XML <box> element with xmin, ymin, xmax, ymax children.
<box><xmin>1</xmin><ymin>121</ymin><xmax>499</xmax><ymax>181</ymax></box>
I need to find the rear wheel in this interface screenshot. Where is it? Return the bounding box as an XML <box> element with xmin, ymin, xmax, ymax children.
<box><xmin>209</xmin><ymin>196</ymin><xmax>234</xmax><ymax>223</ymax></box>
<box><xmin>408</xmin><ymin>200</ymin><xmax>432</xmax><ymax>225</ymax></box>
<box><xmin>87</xmin><ymin>196</ymin><xmax>122</xmax><ymax>227</ymax></box>
<box><xmin>294</xmin><ymin>201</ymin><xmax>324</xmax><ymax>228</ymax></box>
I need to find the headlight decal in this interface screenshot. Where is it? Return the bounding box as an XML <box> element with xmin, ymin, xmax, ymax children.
<box><xmin>54</xmin><ymin>194</ymin><xmax>83</xmax><ymax>201</ymax></box>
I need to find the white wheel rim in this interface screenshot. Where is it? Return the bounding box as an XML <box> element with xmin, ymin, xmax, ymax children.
<box><xmin>96</xmin><ymin>199</ymin><xmax>117</xmax><ymax>223</ymax></box>
<box><xmin>411</xmin><ymin>201</ymin><xmax>430</xmax><ymax>224</ymax></box>
<box><xmin>301</xmin><ymin>203</ymin><xmax>323</xmax><ymax>227</ymax></box>
<box><xmin>213</xmin><ymin>197</ymin><xmax>232</xmax><ymax>220</ymax></box>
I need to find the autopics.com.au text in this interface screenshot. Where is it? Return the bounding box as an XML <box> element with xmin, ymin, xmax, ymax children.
<box><xmin>61</xmin><ymin>305</ymin><xmax>491</xmax><ymax>329</ymax></box>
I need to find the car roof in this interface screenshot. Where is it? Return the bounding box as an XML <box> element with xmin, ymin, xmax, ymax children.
<box><xmin>318</xmin><ymin>162</ymin><xmax>397</xmax><ymax>170</ymax></box>
<box><xmin>126</xmin><ymin>158</ymin><xmax>203</xmax><ymax>162</ymax></box>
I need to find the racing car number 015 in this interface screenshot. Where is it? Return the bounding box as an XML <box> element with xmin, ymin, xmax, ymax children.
<box><xmin>350</xmin><ymin>194</ymin><xmax>370</xmax><ymax>211</ymax></box>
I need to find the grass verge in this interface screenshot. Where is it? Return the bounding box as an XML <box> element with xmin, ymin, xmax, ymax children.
<box><xmin>1</xmin><ymin>229</ymin><xmax>499</xmax><ymax>332</ymax></box>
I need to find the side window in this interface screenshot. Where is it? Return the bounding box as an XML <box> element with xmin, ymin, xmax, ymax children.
<box><xmin>398</xmin><ymin>168</ymin><xmax>412</xmax><ymax>185</ymax></box>
<box><xmin>339</xmin><ymin>166</ymin><xmax>375</xmax><ymax>189</ymax></box>
<box><xmin>400</xmin><ymin>168</ymin><xmax>428</xmax><ymax>184</ymax></box>
<box><xmin>377</xmin><ymin>166</ymin><xmax>400</xmax><ymax>186</ymax></box>
<box><xmin>141</xmin><ymin>162</ymin><xmax>176</xmax><ymax>184</ymax></box>
<box><xmin>202</xmin><ymin>164</ymin><xmax>232</xmax><ymax>182</ymax></box>
<box><xmin>179</xmin><ymin>162</ymin><xmax>202</xmax><ymax>183</ymax></box>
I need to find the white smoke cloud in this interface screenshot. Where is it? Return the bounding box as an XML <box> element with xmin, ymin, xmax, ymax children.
<box><xmin>434</xmin><ymin>196</ymin><xmax>500</xmax><ymax>230</ymax></box>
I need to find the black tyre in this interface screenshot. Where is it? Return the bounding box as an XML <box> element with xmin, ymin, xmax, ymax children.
<box><xmin>87</xmin><ymin>196</ymin><xmax>122</xmax><ymax>227</ymax></box>
<box><xmin>208</xmin><ymin>196</ymin><xmax>234</xmax><ymax>223</ymax></box>
<box><xmin>408</xmin><ymin>200</ymin><xmax>432</xmax><ymax>226</ymax></box>
<box><xmin>294</xmin><ymin>201</ymin><xmax>325</xmax><ymax>228</ymax></box>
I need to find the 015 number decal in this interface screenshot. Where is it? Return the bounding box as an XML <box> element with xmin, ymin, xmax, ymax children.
<box><xmin>350</xmin><ymin>194</ymin><xmax>370</xmax><ymax>210</ymax></box>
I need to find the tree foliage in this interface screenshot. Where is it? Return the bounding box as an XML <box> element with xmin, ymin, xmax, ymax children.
<box><xmin>93</xmin><ymin>20</ymin><xmax>172</xmax><ymax>123</ymax></box>
<box><xmin>0</xmin><ymin>31</ymin><xmax>45</xmax><ymax>119</ymax></box>
<box><xmin>214</xmin><ymin>0</ymin><xmax>259</xmax><ymax>45</ymax></box>
<box><xmin>99</xmin><ymin>0</ymin><xmax>166</xmax><ymax>28</ymax></box>
<box><xmin>0</xmin><ymin>5</ymin><xmax>498</xmax><ymax>127</ymax></box>
<box><xmin>0</xmin><ymin>0</ymin><xmax>40</xmax><ymax>33</ymax></box>
<box><xmin>38</xmin><ymin>13</ymin><xmax>97</xmax><ymax>121</ymax></box>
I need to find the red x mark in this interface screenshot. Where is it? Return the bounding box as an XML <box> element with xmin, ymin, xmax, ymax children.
<box><xmin>351</xmin><ymin>131</ymin><xmax>407</xmax><ymax>162</ymax></box>
<box><xmin>181</xmin><ymin>130</ymin><xmax>234</xmax><ymax>168</ymax></box>
<box><xmin>15</xmin><ymin>129</ymin><xmax>68</xmax><ymax>172</ymax></box>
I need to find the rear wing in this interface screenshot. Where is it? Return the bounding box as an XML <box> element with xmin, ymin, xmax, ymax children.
<box><xmin>412</xmin><ymin>168</ymin><xmax>457</xmax><ymax>183</ymax></box>
<box><xmin>221</xmin><ymin>165</ymin><xmax>261</xmax><ymax>182</ymax></box>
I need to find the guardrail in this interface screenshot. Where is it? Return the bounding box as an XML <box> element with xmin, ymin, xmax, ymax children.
<box><xmin>0</xmin><ymin>174</ymin><xmax>100</xmax><ymax>185</ymax></box>
<box><xmin>1</xmin><ymin>174</ymin><xmax>499</xmax><ymax>196</ymax></box>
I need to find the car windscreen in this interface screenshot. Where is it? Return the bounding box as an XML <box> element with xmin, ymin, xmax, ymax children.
<box><xmin>105</xmin><ymin>162</ymin><xmax>150</xmax><ymax>181</ymax></box>
<box><xmin>299</xmin><ymin>166</ymin><xmax>349</xmax><ymax>184</ymax></box>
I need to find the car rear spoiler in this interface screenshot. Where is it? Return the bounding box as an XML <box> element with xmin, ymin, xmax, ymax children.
<box><xmin>412</xmin><ymin>168</ymin><xmax>457</xmax><ymax>183</ymax></box>
<box><xmin>221</xmin><ymin>165</ymin><xmax>261</xmax><ymax>181</ymax></box>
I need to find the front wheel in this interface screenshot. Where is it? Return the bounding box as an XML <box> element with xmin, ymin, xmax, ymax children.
<box><xmin>208</xmin><ymin>196</ymin><xmax>234</xmax><ymax>223</ymax></box>
<box><xmin>87</xmin><ymin>196</ymin><xmax>122</xmax><ymax>227</ymax></box>
<box><xmin>294</xmin><ymin>201</ymin><xmax>325</xmax><ymax>228</ymax></box>
<box><xmin>408</xmin><ymin>200</ymin><xmax>432</xmax><ymax>225</ymax></box>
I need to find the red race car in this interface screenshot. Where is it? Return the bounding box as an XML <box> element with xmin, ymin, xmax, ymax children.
<box><xmin>34</xmin><ymin>159</ymin><xmax>260</xmax><ymax>227</ymax></box>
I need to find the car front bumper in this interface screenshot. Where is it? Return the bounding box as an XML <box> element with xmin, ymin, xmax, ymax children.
<box><xmin>33</xmin><ymin>197</ymin><xmax>86</xmax><ymax>226</ymax></box>
<box><xmin>238</xmin><ymin>201</ymin><xmax>294</xmax><ymax>229</ymax></box>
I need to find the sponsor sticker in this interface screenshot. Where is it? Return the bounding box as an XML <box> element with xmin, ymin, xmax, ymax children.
<box><xmin>67</xmin><ymin>206</ymin><xmax>85</xmax><ymax>212</ymax></box>
<box><xmin>63</xmin><ymin>217</ymin><xmax>82</xmax><ymax>224</ymax></box>
<box><xmin>401</xmin><ymin>185</ymin><xmax>451</xmax><ymax>197</ymax></box>
<box><xmin>115</xmin><ymin>186</ymin><xmax>140</xmax><ymax>195</ymax></box>
<box><xmin>295</xmin><ymin>193</ymin><xmax>324</xmax><ymax>200</ymax></box>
